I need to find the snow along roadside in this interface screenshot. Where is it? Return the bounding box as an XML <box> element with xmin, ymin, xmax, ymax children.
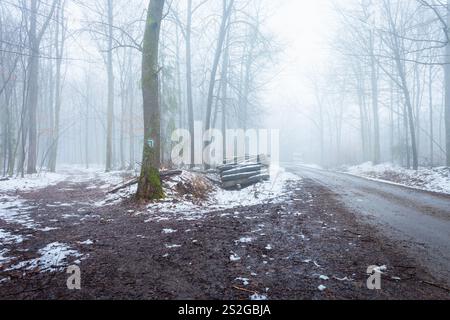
<box><xmin>341</xmin><ymin>162</ymin><xmax>450</xmax><ymax>195</ymax></box>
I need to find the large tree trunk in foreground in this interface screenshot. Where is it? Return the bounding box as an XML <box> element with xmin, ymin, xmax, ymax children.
<box><xmin>136</xmin><ymin>0</ymin><xmax>165</xmax><ymax>200</ymax></box>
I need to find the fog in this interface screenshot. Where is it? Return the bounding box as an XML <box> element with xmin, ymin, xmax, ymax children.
<box><xmin>2</xmin><ymin>0</ymin><xmax>450</xmax><ymax>301</ymax></box>
<box><xmin>1</xmin><ymin>0</ymin><xmax>450</xmax><ymax>176</ymax></box>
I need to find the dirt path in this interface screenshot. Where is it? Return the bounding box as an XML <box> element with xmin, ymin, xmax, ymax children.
<box><xmin>0</xmin><ymin>174</ymin><xmax>448</xmax><ymax>300</ymax></box>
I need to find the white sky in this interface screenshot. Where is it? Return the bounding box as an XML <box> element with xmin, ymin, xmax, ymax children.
<box><xmin>263</xmin><ymin>0</ymin><xmax>335</xmax><ymax>108</ymax></box>
<box><xmin>63</xmin><ymin>0</ymin><xmax>336</xmax><ymax>127</ymax></box>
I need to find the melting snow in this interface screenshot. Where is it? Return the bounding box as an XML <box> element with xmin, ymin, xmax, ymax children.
<box><xmin>318</xmin><ymin>285</ymin><xmax>327</xmax><ymax>291</ymax></box>
<box><xmin>250</xmin><ymin>293</ymin><xmax>268</xmax><ymax>300</ymax></box>
<box><xmin>0</xmin><ymin>249</ymin><xmax>12</xmax><ymax>264</ymax></box>
<box><xmin>0</xmin><ymin>228</ymin><xmax>25</xmax><ymax>244</ymax></box>
<box><xmin>38</xmin><ymin>227</ymin><xmax>58</xmax><ymax>232</ymax></box>
<box><xmin>165</xmin><ymin>244</ymin><xmax>182</xmax><ymax>249</ymax></box>
<box><xmin>143</xmin><ymin>167</ymin><xmax>300</xmax><ymax>222</ymax></box>
<box><xmin>373</xmin><ymin>265</ymin><xmax>387</xmax><ymax>273</ymax></box>
<box><xmin>214</xmin><ymin>167</ymin><xmax>299</xmax><ymax>209</ymax></box>
<box><xmin>0</xmin><ymin>196</ymin><xmax>38</xmax><ymax>229</ymax></box>
<box><xmin>235</xmin><ymin>277</ymin><xmax>250</xmax><ymax>286</ymax></box>
<box><xmin>0</xmin><ymin>173</ymin><xmax>68</xmax><ymax>192</ymax></box>
<box><xmin>238</xmin><ymin>237</ymin><xmax>253</xmax><ymax>244</ymax></box>
<box><xmin>230</xmin><ymin>254</ymin><xmax>241</xmax><ymax>262</ymax></box>
<box><xmin>79</xmin><ymin>240</ymin><xmax>94</xmax><ymax>245</ymax></box>
<box><xmin>345</xmin><ymin>162</ymin><xmax>450</xmax><ymax>194</ymax></box>
<box><xmin>8</xmin><ymin>242</ymin><xmax>82</xmax><ymax>272</ymax></box>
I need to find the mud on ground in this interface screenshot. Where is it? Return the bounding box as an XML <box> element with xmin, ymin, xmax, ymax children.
<box><xmin>0</xmin><ymin>177</ymin><xmax>448</xmax><ymax>300</ymax></box>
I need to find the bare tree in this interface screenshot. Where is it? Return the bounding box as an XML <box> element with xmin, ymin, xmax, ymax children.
<box><xmin>48</xmin><ymin>0</ymin><xmax>67</xmax><ymax>172</ymax></box>
<box><xmin>25</xmin><ymin>0</ymin><xmax>59</xmax><ymax>174</ymax></box>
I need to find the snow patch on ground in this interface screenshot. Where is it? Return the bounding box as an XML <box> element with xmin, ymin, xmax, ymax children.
<box><xmin>8</xmin><ymin>242</ymin><xmax>82</xmax><ymax>272</ymax></box>
<box><xmin>235</xmin><ymin>277</ymin><xmax>250</xmax><ymax>286</ymax></box>
<box><xmin>0</xmin><ymin>165</ymin><xmax>132</xmax><ymax>194</ymax></box>
<box><xmin>0</xmin><ymin>228</ymin><xmax>26</xmax><ymax>245</ymax></box>
<box><xmin>230</xmin><ymin>253</ymin><xmax>241</xmax><ymax>262</ymax></box>
<box><xmin>214</xmin><ymin>166</ymin><xmax>298</xmax><ymax>209</ymax></box>
<box><xmin>344</xmin><ymin>162</ymin><xmax>450</xmax><ymax>194</ymax></box>
<box><xmin>250</xmin><ymin>293</ymin><xmax>268</xmax><ymax>300</ymax></box>
<box><xmin>0</xmin><ymin>173</ymin><xmax>68</xmax><ymax>192</ymax></box>
<box><xmin>78</xmin><ymin>240</ymin><xmax>94</xmax><ymax>245</ymax></box>
<box><xmin>318</xmin><ymin>285</ymin><xmax>327</xmax><ymax>291</ymax></box>
<box><xmin>237</xmin><ymin>237</ymin><xmax>253</xmax><ymax>244</ymax></box>
<box><xmin>0</xmin><ymin>196</ymin><xmax>38</xmax><ymax>229</ymax></box>
<box><xmin>65</xmin><ymin>166</ymin><xmax>300</xmax><ymax>223</ymax></box>
<box><xmin>0</xmin><ymin>249</ymin><xmax>12</xmax><ymax>264</ymax></box>
<box><xmin>165</xmin><ymin>244</ymin><xmax>182</xmax><ymax>249</ymax></box>
<box><xmin>143</xmin><ymin>167</ymin><xmax>300</xmax><ymax>221</ymax></box>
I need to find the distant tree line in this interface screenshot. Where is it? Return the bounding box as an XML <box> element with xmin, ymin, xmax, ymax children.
<box><xmin>307</xmin><ymin>0</ymin><xmax>450</xmax><ymax>170</ymax></box>
<box><xmin>0</xmin><ymin>0</ymin><xmax>276</xmax><ymax>200</ymax></box>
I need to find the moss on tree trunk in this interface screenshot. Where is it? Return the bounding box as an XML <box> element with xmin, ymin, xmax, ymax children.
<box><xmin>136</xmin><ymin>0</ymin><xmax>165</xmax><ymax>200</ymax></box>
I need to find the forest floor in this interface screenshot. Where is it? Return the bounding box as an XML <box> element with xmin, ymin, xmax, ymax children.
<box><xmin>0</xmin><ymin>168</ymin><xmax>449</xmax><ymax>300</ymax></box>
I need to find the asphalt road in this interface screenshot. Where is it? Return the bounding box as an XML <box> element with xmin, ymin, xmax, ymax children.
<box><xmin>285</xmin><ymin>164</ymin><xmax>450</xmax><ymax>287</ymax></box>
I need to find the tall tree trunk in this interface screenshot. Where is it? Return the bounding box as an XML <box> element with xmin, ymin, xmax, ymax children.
<box><xmin>370</xmin><ymin>32</ymin><xmax>381</xmax><ymax>165</ymax></box>
<box><xmin>389</xmin><ymin>78</ymin><xmax>395</xmax><ymax>163</ymax></box>
<box><xmin>404</xmin><ymin>104</ymin><xmax>411</xmax><ymax>169</ymax></box>
<box><xmin>240</xmin><ymin>24</ymin><xmax>257</xmax><ymax>132</ymax></box>
<box><xmin>105</xmin><ymin>0</ymin><xmax>115</xmax><ymax>172</ymax></box>
<box><xmin>85</xmin><ymin>91</ymin><xmax>89</xmax><ymax>169</ymax></box>
<box><xmin>49</xmin><ymin>1</ymin><xmax>65</xmax><ymax>172</ymax></box>
<box><xmin>221</xmin><ymin>32</ymin><xmax>230</xmax><ymax>163</ymax></box>
<box><xmin>120</xmin><ymin>80</ymin><xmax>125</xmax><ymax>170</ymax></box>
<box><xmin>26</xmin><ymin>0</ymin><xmax>39</xmax><ymax>174</ymax></box>
<box><xmin>136</xmin><ymin>0</ymin><xmax>165</xmax><ymax>201</ymax></box>
<box><xmin>186</xmin><ymin>0</ymin><xmax>195</xmax><ymax>167</ymax></box>
<box><xmin>385</xmin><ymin>3</ymin><xmax>418</xmax><ymax>170</ymax></box>
<box><xmin>175</xmin><ymin>23</ymin><xmax>183</xmax><ymax>130</ymax></box>
<box><xmin>398</xmin><ymin>63</ymin><xmax>418</xmax><ymax>170</ymax></box>
<box><xmin>128</xmin><ymin>60</ymin><xmax>135</xmax><ymax>170</ymax></box>
<box><xmin>204</xmin><ymin>0</ymin><xmax>234</xmax><ymax>136</ymax></box>
<box><xmin>26</xmin><ymin>0</ymin><xmax>58</xmax><ymax>174</ymax></box>
<box><xmin>445</xmin><ymin>1</ymin><xmax>450</xmax><ymax>166</ymax></box>
<box><xmin>429</xmin><ymin>66</ymin><xmax>434</xmax><ymax>167</ymax></box>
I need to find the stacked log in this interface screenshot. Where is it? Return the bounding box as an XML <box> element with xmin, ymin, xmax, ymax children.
<box><xmin>218</xmin><ymin>156</ymin><xmax>270</xmax><ymax>189</ymax></box>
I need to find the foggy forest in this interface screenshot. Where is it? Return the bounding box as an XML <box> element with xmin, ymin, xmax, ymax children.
<box><xmin>0</xmin><ymin>0</ymin><xmax>449</xmax><ymax>301</ymax></box>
